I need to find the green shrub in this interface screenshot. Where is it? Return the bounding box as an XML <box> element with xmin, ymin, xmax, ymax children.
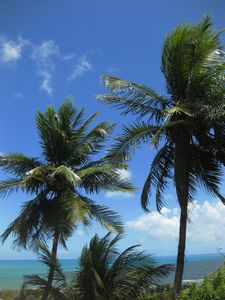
<box><xmin>179</xmin><ymin>266</ymin><xmax>225</xmax><ymax>300</ymax></box>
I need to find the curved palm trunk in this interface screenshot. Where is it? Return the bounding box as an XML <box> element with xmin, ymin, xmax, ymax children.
<box><xmin>173</xmin><ymin>137</ymin><xmax>189</xmax><ymax>297</ymax></box>
<box><xmin>174</xmin><ymin>204</ymin><xmax>188</xmax><ymax>295</ymax></box>
<box><xmin>42</xmin><ymin>233</ymin><xmax>59</xmax><ymax>300</ymax></box>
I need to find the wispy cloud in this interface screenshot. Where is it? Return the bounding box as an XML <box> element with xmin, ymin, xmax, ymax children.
<box><xmin>63</xmin><ymin>53</ymin><xmax>76</xmax><ymax>61</ymax></box>
<box><xmin>13</xmin><ymin>92</ymin><xmax>25</xmax><ymax>99</ymax></box>
<box><xmin>105</xmin><ymin>191</ymin><xmax>134</xmax><ymax>199</ymax></box>
<box><xmin>0</xmin><ymin>34</ymin><xmax>100</xmax><ymax>96</ymax></box>
<box><xmin>75</xmin><ymin>229</ymin><xmax>85</xmax><ymax>236</ymax></box>
<box><xmin>0</xmin><ymin>36</ymin><xmax>28</xmax><ymax>64</ymax></box>
<box><xmin>126</xmin><ymin>200</ymin><xmax>225</xmax><ymax>243</ymax></box>
<box><xmin>0</xmin><ymin>36</ymin><xmax>58</xmax><ymax>96</ymax></box>
<box><xmin>68</xmin><ymin>55</ymin><xmax>92</xmax><ymax>81</ymax></box>
<box><xmin>39</xmin><ymin>71</ymin><xmax>53</xmax><ymax>95</ymax></box>
<box><xmin>31</xmin><ymin>40</ymin><xmax>59</xmax><ymax>96</ymax></box>
<box><xmin>32</xmin><ymin>40</ymin><xmax>59</xmax><ymax>61</ymax></box>
<box><xmin>107</xmin><ymin>66</ymin><xmax>120</xmax><ymax>73</ymax></box>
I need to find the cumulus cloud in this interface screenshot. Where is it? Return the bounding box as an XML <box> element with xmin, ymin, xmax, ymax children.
<box><xmin>0</xmin><ymin>36</ymin><xmax>28</xmax><ymax>63</ymax></box>
<box><xmin>31</xmin><ymin>40</ymin><xmax>59</xmax><ymax>96</ymax></box>
<box><xmin>127</xmin><ymin>206</ymin><xmax>179</xmax><ymax>239</ymax></box>
<box><xmin>105</xmin><ymin>169</ymin><xmax>134</xmax><ymax>199</ymax></box>
<box><xmin>126</xmin><ymin>201</ymin><xmax>225</xmax><ymax>243</ymax></box>
<box><xmin>68</xmin><ymin>55</ymin><xmax>92</xmax><ymax>81</ymax></box>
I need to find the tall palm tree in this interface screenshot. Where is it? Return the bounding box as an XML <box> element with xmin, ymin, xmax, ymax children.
<box><xmin>24</xmin><ymin>234</ymin><xmax>173</xmax><ymax>300</ymax></box>
<box><xmin>97</xmin><ymin>16</ymin><xmax>225</xmax><ymax>295</ymax></box>
<box><xmin>0</xmin><ymin>100</ymin><xmax>134</xmax><ymax>300</ymax></box>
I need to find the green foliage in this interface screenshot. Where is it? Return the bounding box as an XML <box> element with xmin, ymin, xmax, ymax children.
<box><xmin>97</xmin><ymin>15</ymin><xmax>225</xmax><ymax>293</ymax></box>
<box><xmin>0</xmin><ymin>100</ymin><xmax>135</xmax><ymax>300</ymax></box>
<box><xmin>97</xmin><ymin>16</ymin><xmax>225</xmax><ymax>212</ymax></box>
<box><xmin>24</xmin><ymin>234</ymin><xmax>173</xmax><ymax>300</ymax></box>
<box><xmin>179</xmin><ymin>266</ymin><xmax>225</xmax><ymax>300</ymax></box>
<box><xmin>0</xmin><ymin>100</ymin><xmax>135</xmax><ymax>249</ymax></box>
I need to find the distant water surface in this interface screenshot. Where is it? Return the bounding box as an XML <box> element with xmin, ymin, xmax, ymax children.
<box><xmin>0</xmin><ymin>254</ymin><xmax>224</xmax><ymax>289</ymax></box>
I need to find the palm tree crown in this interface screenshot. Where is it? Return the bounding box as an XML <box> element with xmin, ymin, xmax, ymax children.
<box><xmin>97</xmin><ymin>16</ymin><xmax>225</xmax><ymax>294</ymax></box>
<box><xmin>24</xmin><ymin>234</ymin><xmax>173</xmax><ymax>300</ymax></box>
<box><xmin>0</xmin><ymin>100</ymin><xmax>135</xmax><ymax>300</ymax></box>
<box><xmin>0</xmin><ymin>100</ymin><xmax>134</xmax><ymax>247</ymax></box>
<box><xmin>97</xmin><ymin>16</ymin><xmax>225</xmax><ymax>211</ymax></box>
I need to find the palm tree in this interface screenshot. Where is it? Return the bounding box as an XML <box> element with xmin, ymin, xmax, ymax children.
<box><xmin>97</xmin><ymin>16</ymin><xmax>225</xmax><ymax>295</ymax></box>
<box><xmin>0</xmin><ymin>100</ymin><xmax>134</xmax><ymax>300</ymax></box>
<box><xmin>24</xmin><ymin>234</ymin><xmax>173</xmax><ymax>300</ymax></box>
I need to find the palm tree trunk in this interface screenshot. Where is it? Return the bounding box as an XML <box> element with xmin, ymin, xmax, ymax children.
<box><xmin>41</xmin><ymin>233</ymin><xmax>59</xmax><ymax>300</ymax></box>
<box><xmin>174</xmin><ymin>204</ymin><xmax>188</xmax><ymax>295</ymax></box>
<box><xmin>173</xmin><ymin>137</ymin><xmax>189</xmax><ymax>297</ymax></box>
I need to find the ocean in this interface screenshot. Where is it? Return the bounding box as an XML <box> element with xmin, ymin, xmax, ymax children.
<box><xmin>0</xmin><ymin>253</ymin><xmax>224</xmax><ymax>289</ymax></box>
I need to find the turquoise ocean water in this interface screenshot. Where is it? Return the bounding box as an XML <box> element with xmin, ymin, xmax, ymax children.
<box><xmin>0</xmin><ymin>254</ymin><xmax>224</xmax><ymax>289</ymax></box>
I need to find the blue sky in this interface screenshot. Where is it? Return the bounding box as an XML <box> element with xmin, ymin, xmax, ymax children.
<box><xmin>0</xmin><ymin>0</ymin><xmax>225</xmax><ymax>259</ymax></box>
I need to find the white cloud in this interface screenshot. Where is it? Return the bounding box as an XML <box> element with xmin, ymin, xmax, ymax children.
<box><xmin>105</xmin><ymin>190</ymin><xmax>134</xmax><ymax>199</ymax></box>
<box><xmin>32</xmin><ymin>40</ymin><xmax>59</xmax><ymax>62</ymax></box>
<box><xmin>68</xmin><ymin>55</ymin><xmax>92</xmax><ymax>81</ymax></box>
<box><xmin>0</xmin><ymin>36</ymin><xmax>28</xmax><ymax>63</ymax></box>
<box><xmin>13</xmin><ymin>92</ymin><xmax>25</xmax><ymax>99</ymax></box>
<box><xmin>0</xmin><ymin>36</ymin><xmax>57</xmax><ymax>96</ymax></box>
<box><xmin>0</xmin><ymin>34</ymin><xmax>100</xmax><ymax>96</ymax></box>
<box><xmin>40</xmin><ymin>71</ymin><xmax>53</xmax><ymax>95</ymax></box>
<box><xmin>31</xmin><ymin>40</ymin><xmax>59</xmax><ymax>96</ymax></box>
<box><xmin>126</xmin><ymin>201</ymin><xmax>225</xmax><ymax>243</ymax></box>
<box><xmin>75</xmin><ymin>229</ymin><xmax>85</xmax><ymax>236</ymax></box>
<box><xmin>63</xmin><ymin>53</ymin><xmax>76</xmax><ymax>61</ymax></box>
<box><xmin>117</xmin><ymin>168</ymin><xmax>132</xmax><ymax>180</ymax></box>
<box><xmin>127</xmin><ymin>206</ymin><xmax>179</xmax><ymax>239</ymax></box>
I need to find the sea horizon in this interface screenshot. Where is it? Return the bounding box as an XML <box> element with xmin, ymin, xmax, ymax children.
<box><xmin>0</xmin><ymin>253</ymin><xmax>224</xmax><ymax>290</ymax></box>
<box><xmin>0</xmin><ymin>251</ymin><xmax>222</xmax><ymax>261</ymax></box>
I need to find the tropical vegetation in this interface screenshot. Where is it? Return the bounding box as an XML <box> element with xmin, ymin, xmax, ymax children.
<box><xmin>0</xmin><ymin>16</ymin><xmax>225</xmax><ymax>300</ymax></box>
<box><xmin>23</xmin><ymin>233</ymin><xmax>173</xmax><ymax>300</ymax></box>
<box><xmin>97</xmin><ymin>15</ymin><xmax>225</xmax><ymax>295</ymax></box>
<box><xmin>0</xmin><ymin>101</ymin><xmax>134</xmax><ymax>300</ymax></box>
<box><xmin>179</xmin><ymin>266</ymin><xmax>225</xmax><ymax>300</ymax></box>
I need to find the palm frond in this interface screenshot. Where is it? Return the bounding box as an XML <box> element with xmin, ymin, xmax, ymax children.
<box><xmin>191</xmin><ymin>145</ymin><xmax>225</xmax><ymax>203</ymax></box>
<box><xmin>161</xmin><ymin>15</ymin><xmax>225</xmax><ymax>102</ymax></box>
<box><xmin>115</xmin><ymin>264</ymin><xmax>173</xmax><ymax>299</ymax></box>
<box><xmin>77</xmin><ymin>163</ymin><xmax>135</xmax><ymax>194</ymax></box>
<box><xmin>106</xmin><ymin>122</ymin><xmax>159</xmax><ymax>162</ymax></box>
<box><xmin>83</xmin><ymin>121</ymin><xmax>115</xmax><ymax>153</ymax></box>
<box><xmin>0</xmin><ymin>178</ymin><xmax>24</xmax><ymax>197</ymax></box>
<box><xmin>97</xmin><ymin>75</ymin><xmax>169</xmax><ymax>120</ymax></box>
<box><xmin>151</xmin><ymin>119</ymin><xmax>186</xmax><ymax>147</ymax></box>
<box><xmin>51</xmin><ymin>165</ymin><xmax>81</xmax><ymax>185</ymax></box>
<box><xmin>74</xmin><ymin>233</ymin><xmax>172</xmax><ymax>300</ymax></box>
<box><xmin>24</xmin><ymin>241</ymin><xmax>68</xmax><ymax>299</ymax></box>
<box><xmin>141</xmin><ymin>144</ymin><xmax>174</xmax><ymax>211</ymax></box>
<box><xmin>1</xmin><ymin>193</ymin><xmax>51</xmax><ymax>248</ymax></box>
<box><xmin>77</xmin><ymin>195</ymin><xmax>124</xmax><ymax>233</ymax></box>
<box><xmin>0</xmin><ymin>153</ymin><xmax>42</xmax><ymax>177</ymax></box>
